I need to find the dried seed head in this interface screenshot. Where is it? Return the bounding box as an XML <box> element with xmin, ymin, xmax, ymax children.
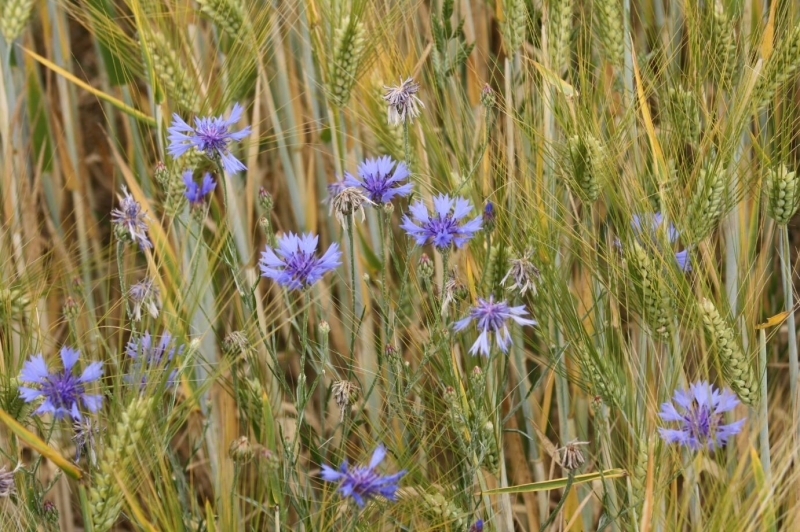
<box><xmin>557</xmin><ymin>440</ymin><xmax>589</xmax><ymax>471</ymax></box>
<box><xmin>332</xmin><ymin>380</ymin><xmax>359</xmax><ymax>421</ymax></box>
<box><xmin>229</xmin><ymin>436</ymin><xmax>255</xmax><ymax>463</ymax></box>
<box><xmin>382</xmin><ymin>77</ymin><xmax>424</xmax><ymax>126</ymax></box>
<box><xmin>128</xmin><ymin>278</ymin><xmax>161</xmax><ymax>322</ymax></box>
<box><xmin>222</xmin><ymin>331</ymin><xmax>250</xmax><ymax>356</ymax></box>
<box><xmin>330</xmin><ymin>187</ymin><xmax>372</xmax><ymax>226</ymax></box>
<box><xmin>501</xmin><ymin>249</ymin><xmax>540</xmax><ymax>296</ymax></box>
<box><xmin>0</xmin><ymin>466</ymin><xmax>16</xmax><ymax>497</ymax></box>
<box><xmin>72</xmin><ymin>417</ymin><xmax>102</xmax><ymax>466</ymax></box>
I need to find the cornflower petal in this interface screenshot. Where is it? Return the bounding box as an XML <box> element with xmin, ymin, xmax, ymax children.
<box><xmin>658</xmin><ymin>381</ymin><xmax>745</xmax><ymax>451</ymax></box>
<box><xmin>454</xmin><ymin>295</ymin><xmax>536</xmax><ymax>357</ymax></box>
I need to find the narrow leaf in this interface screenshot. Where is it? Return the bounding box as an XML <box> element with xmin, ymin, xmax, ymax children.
<box><xmin>483</xmin><ymin>469</ymin><xmax>625</xmax><ymax>495</ymax></box>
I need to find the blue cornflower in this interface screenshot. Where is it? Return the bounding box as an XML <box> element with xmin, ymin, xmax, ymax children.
<box><xmin>469</xmin><ymin>520</ymin><xmax>484</xmax><ymax>532</ymax></box>
<box><xmin>343</xmin><ymin>156</ymin><xmax>413</xmax><ymax>204</ymax></box>
<box><xmin>658</xmin><ymin>381</ymin><xmax>745</xmax><ymax>451</ymax></box>
<box><xmin>18</xmin><ymin>347</ymin><xmax>103</xmax><ymax>420</ymax></box>
<box><xmin>111</xmin><ymin>187</ymin><xmax>152</xmax><ymax>250</ymax></box>
<box><xmin>259</xmin><ymin>232</ymin><xmax>342</xmax><ymax>290</ymax></box>
<box><xmin>454</xmin><ymin>295</ymin><xmax>537</xmax><ymax>357</ymax></box>
<box><xmin>400</xmin><ymin>194</ymin><xmax>483</xmax><ymax>249</ymax></box>
<box><xmin>126</xmin><ymin>332</ymin><xmax>184</xmax><ymax>388</ymax></box>
<box><xmin>167</xmin><ymin>103</ymin><xmax>252</xmax><ymax>174</ymax></box>
<box><xmin>183</xmin><ymin>171</ymin><xmax>216</xmax><ymax>208</ymax></box>
<box><xmin>483</xmin><ymin>201</ymin><xmax>496</xmax><ymax>233</ymax></box>
<box><xmin>320</xmin><ymin>445</ymin><xmax>406</xmax><ymax>507</ymax></box>
<box><xmin>630</xmin><ymin>212</ymin><xmax>690</xmax><ymax>271</ymax></box>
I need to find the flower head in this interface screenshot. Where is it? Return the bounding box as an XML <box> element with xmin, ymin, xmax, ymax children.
<box><xmin>343</xmin><ymin>156</ymin><xmax>413</xmax><ymax>203</ymax></box>
<box><xmin>400</xmin><ymin>194</ymin><xmax>483</xmax><ymax>249</ymax></box>
<box><xmin>183</xmin><ymin>171</ymin><xmax>216</xmax><ymax>208</ymax></box>
<box><xmin>454</xmin><ymin>295</ymin><xmax>536</xmax><ymax>357</ymax></box>
<box><xmin>483</xmin><ymin>201</ymin><xmax>496</xmax><ymax>233</ymax></box>
<box><xmin>658</xmin><ymin>381</ymin><xmax>745</xmax><ymax>450</ymax></box>
<box><xmin>126</xmin><ymin>332</ymin><xmax>184</xmax><ymax>388</ymax></box>
<box><xmin>320</xmin><ymin>445</ymin><xmax>406</xmax><ymax>507</ymax></box>
<box><xmin>0</xmin><ymin>466</ymin><xmax>17</xmax><ymax>497</ymax></box>
<box><xmin>629</xmin><ymin>212</ymin><xmax>690</xmax><ymax>271</ymax></box>
<box><xmin>470</xmin><ymin>520</ymin><xmax>485</xmax><ymax>532</ymax></box>
<box><xmin>259</xmin><ymin>232</ymin><xmax>342</xmax><ymax>290</ymax></box>
<box><xmin>556</xmin><ymin>440</ymin><xmax>589</xmax><ymax>471</ymax></box>
<box><xmin>382</xmin><ymin>77</ymin><xmax>424</xmax><ymax>125</ymax></box>
<box><xmin>72</xmin><ymin>417</ymin><xmax>102</xmax><ymax>465</ymax></box>
<box><xmin>18</xmin><ymin>347</ymin><xmax>103</xmax><ymax>420</ymax></box>
<box><xmin>129</xmin><ymin>277</ymin><xmax>161</xmax><ymax>321</ymax></box>
<box><xmin>501</xmin><ymin>250</ymin><xmax>541</xmax><ymax>296</ymax></box>
<box><xmin>329</xmin><ymin>186</ymin><xmax>373</xmax><ymax>226</ymax></box>
<box><xmin>111</xmin><ymin>187</ymin><xmax>152</xmax><ymax>250</ymax></box>
<box><xmin>167</xmin><ymin>103</ymin><xmax>252</xmax><ymax>174</ymax></box>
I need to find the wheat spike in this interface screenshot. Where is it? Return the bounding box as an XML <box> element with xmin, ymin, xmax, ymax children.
<box><xmin>1</xmin><ymin>0</ymin><xmax>35</xmax><ymax>43</ymax></box>
<box><xmin>327</xmin><ymin>17</ymin><xmax>367</xmax><ymax>108</ymax></box>
<box><xmin>699</xmin><ymin>298</ymin><xmax>758</xmax><ymax>406</ymax></box>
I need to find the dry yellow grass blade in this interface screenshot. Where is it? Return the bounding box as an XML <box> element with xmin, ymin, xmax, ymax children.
<box><xmin>21</xmin><ymin>48</ymin><xmax>155</xmax><ymax>126</ymax></box>
<box><xmin>0</xmin><ymin>408</ymin><xmax>83</xmax><ymax>480</ymax></box>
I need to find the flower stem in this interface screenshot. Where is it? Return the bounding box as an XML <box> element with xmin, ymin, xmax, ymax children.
<box><xmin>539</xmin><ymin>471</ymin><xmax>575</xmax><ymax>532</ymax></box>
<box><xmin>347</xmin><ymin>215</ymin><xmax>357</xmax><ymax>359</ymax></box>
<box><xmin>116</xmin><ymin>241</ymin><xmax>130</xmax><ymax>320</ymax></box>
<box><xmin>779</xmin><ymin>225</ymin><xmax>799</xmax><ymax>448</ymax></box>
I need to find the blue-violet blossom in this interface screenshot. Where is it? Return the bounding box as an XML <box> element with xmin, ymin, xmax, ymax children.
<box><xmin>259</xmin><ymin>232</ymin><xmax>342</xmax><ymax>290</ymax></box>
<box><xmin>126</xmin><ymin>332</ymin><xmax>184</xmax><ymax>388</ymax></box>
<box><xmin>454</xmin><ymin>295</ymin><xmax>536</xmax><ymax>357</ymax></box>
<box><xmin>18</xmin><ymin>347</ymin><xmax>103</xmax><ymax>420</ymax></box>
<box><xmin>400</xmin><ymin>194</ymin><xmax>482</xmax><ymax>249</ymax></box>
<box><xmin>343</xmin><ymin>156</ymin><xmax>413</xmax><ymax>204</ymax></box>
<box><xmin>630</xmin><ymin>212</ymin><xmax>690</xmax><ymax>271</ymax></box>
<box><xmin>167</xmin><ymin>103</ymin><xmax>252</xmax><ymax>174</ymax></box>
<box><xmin>111</xmin><ymin>187</ymin><xmax>152</xmax><ymax>250</ymax></box>
<box><xmin>183</xmin><ymin>171</ymin><xmax>216</xmax><ymax>208</ymax></box>
<box><xmin>658</xmin><ymin>381</ymin><xmax>745</xmax><ymax>450</ymax></box>
<box><xmin>320</xmin><ymin>444</ymin><xmax>406</xmax><ymax>507</ymax></box>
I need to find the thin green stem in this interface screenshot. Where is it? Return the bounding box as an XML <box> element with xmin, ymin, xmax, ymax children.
<box><xmin>779</xmin><ymin>226</ymin><xmax>798</xmax><ymax>446</ymax></box>
<box><xmin>540</xmin><ymin>471</ymin><xmax>575</xmax><ymax>532</ymax></box>
<box><xmin>116</xmin><ymin>241</ymin><xmax>130</xmax><ymax>320</ymax></box>
<box><xmin>347</xmin><ymin>215</ymin><xmax>357</xmax><ymax>359</ymax></box>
